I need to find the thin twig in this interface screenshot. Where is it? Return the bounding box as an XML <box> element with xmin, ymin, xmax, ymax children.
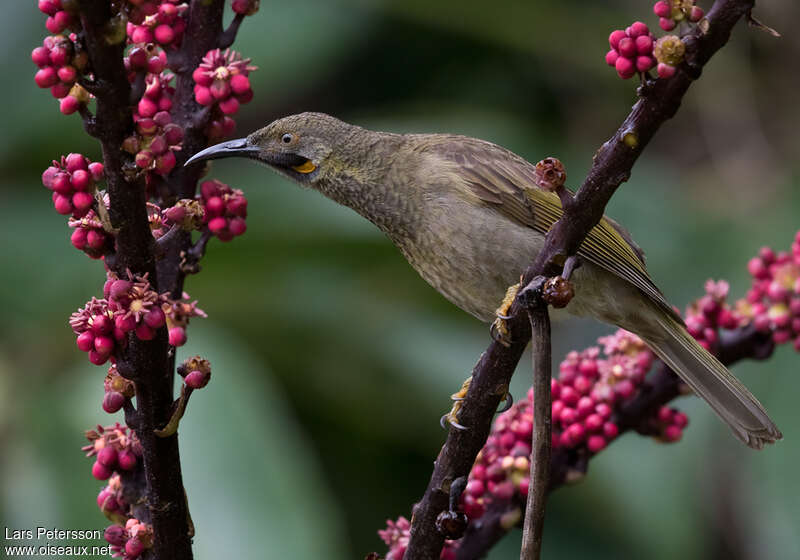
<box><xmin>520</xmin><ymin>293</ymin><xmax>552</xmax><ymax>560</ymax></box>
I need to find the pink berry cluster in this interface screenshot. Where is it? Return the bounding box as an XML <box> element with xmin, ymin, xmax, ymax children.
<box><xmin>653</xmin><ymin>0</ymin><xmax>704</xmax><ymax>31</ymax></box>
<box><xmin>684</xmin><ymin>279</ymin><xmax>741</xmax><ymax>351</ymax></box>
<box><xmin>604</xmin><ymin>3</ymin><xmax>705</xmax><ymax>81</ymax></box>
<box><xmin>68</xmin><ymin>209</ymin><xmax>113</xmax><ymax>259</ymax></box>
<box><xmin>605</xmin><ymin>22</ymin><xmax>656</xmax><ymax>79</ymax></box>
<box><xmin>38</xmin><ymin>0</ymin><xmax>78</xmax><ymax>34</ymax></box>
<box><xmin>742</xmin><ymin>235</ymin><xmax>800</xmax><ymax>350</ymax></box>
<box><xmin>193</xmin><ymin>48</ymin><xmax>257</xmax><ymax>141</ymax></box>
<box><xmin>126</xmin><ymin>1</ymin><xmax>189</xmax><ymax>48</ymax></box>
<box><xmin>178</xmin><ymin>355</ymin><xmax>212</xmax><ymax>390</ymax></box>
<box><xmin>104</xmin><ymin>518</ymin><xmax>153</xmax><ymax>560</ymax></box>
<box><xmin>83</xmin><ymin>423</ymin><xmax>141</xmax><ymax>482</ymax></box>
<box><xmin>68</xmin><ymin>272</ymin><xmax>174</xmax><ymax>365</ymax></box>
<box><xmin>32</xmin><ymin>34</ymin><xmax>90</xmax><ymax>114</ymax></box>
<box><xmin>198</xmin><ymin>179</ymin><xmax>248</xmax><ymax>241</ymax></box>
<box><xmin>42</xmin><ymin>153</ymin><xmax>104</xmax><ymax>217</ymax></box>
<box><xmin>653</xmin><ymin>405</ymin><xmax>690</xmax><ymax>442</ymax></box>
<box><xmin>124</xmin><ymin>108</ymin><xmax>183</xmax><ymax>176</ymax></box>
<box><xmin>378</xmin><ymin>517</ymin><xmax>457</xmax><ymax>560</ymax></box>
<box><xmin>124</xmin><ymin>44</ymin><xmax>168</xmax><ymax>76</ymax></box>
<box><xmin>103</xmin><ymin>365</ymin><xmax>136</xmax><ymax>414</ymax></box>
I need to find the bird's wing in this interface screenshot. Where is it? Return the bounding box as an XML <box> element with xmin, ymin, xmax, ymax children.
<box><xmin>429</xmin><ymin>137</ymin><xmax>682</xmax><ymax>322</ymax></box>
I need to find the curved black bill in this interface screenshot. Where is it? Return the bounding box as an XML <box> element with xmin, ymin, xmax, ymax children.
<box><xmin>184</xmin><ymin>138</ymin><xmax>260</xmax><ymax>167</ymax></box>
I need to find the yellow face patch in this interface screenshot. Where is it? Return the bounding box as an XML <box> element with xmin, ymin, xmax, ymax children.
<box><xmin>292</xmin><ymin>160</ymin><xmax>316</xmax><ymax>174</ymax></box>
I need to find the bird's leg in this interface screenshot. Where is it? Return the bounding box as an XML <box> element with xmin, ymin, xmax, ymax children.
<box><xmin>491</xmin><ymin>282</ymin><xmax>521</xmax><ymax>347</ymax></box>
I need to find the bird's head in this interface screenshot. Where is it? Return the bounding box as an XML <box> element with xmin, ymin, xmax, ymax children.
<box><xmin>185</xmin><ymin>112</ymin><xmax>362</xmax><ymax>188</ymax></box>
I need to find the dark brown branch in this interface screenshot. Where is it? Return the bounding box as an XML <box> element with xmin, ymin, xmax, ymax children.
<box><xmin>520</xmin><ymin>294</ymin><xmax>551</xmax><ymax>560</ymax></box>
<box><xmin>403</xmin><ymin>1</ymin><xmax>756</xmax><ymax>558</ymax></box>
<box><xmin>219</xmin><ymin>13</ymin><xmax>246</xmax><ymax>48</ymax></box>
<box><xmin>455</xmin><ymin>319</ymin><xmax>775</xmax><ymax>558</ymax></box>
<box><xmin>79</xmin><ymin>1</ymin><xmax>193</xmax><ymax>557</ymax></box>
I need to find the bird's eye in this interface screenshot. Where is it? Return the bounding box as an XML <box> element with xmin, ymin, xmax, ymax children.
<box><xmin>281</xmin><ymin>133</ymin><xmax>293</xmax><ymax>144</ymax></box>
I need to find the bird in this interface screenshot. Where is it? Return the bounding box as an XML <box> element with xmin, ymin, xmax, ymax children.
<box><xmin>185</xmin><ymin>111</ymin><xmax>781</xmax><ymax>449</ymax></box>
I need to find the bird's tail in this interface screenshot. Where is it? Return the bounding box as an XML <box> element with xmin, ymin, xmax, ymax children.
<box><xmin>641</xmin><ymin>310</ymin><xmax>781</xmax><ymax>450</ymax></box>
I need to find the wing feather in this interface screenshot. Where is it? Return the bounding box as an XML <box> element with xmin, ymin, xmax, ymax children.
<box><xmin>424</xmin><ymin>136</ymin><xmax>682</xmax><ymax>322</ymax></box>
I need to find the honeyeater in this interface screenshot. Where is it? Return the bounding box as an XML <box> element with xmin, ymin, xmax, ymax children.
<box><xmin>186</xmin><ymin>112</ymin><xmax>781</xmax><ymax>449</ymax></box>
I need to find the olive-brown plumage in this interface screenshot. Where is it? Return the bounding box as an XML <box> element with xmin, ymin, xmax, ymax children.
<box><xmin>186</xmin><ymin>112</ymin><xmax>781</xmax><ymax>449</ymax></box>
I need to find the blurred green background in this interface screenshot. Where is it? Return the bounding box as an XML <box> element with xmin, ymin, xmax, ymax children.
<box><xmin>2</xmin><ymin>1</ymin><xmax>799</xmax><ymax>559</ymax></box>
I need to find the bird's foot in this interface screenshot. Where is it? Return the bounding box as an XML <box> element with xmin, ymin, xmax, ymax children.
<box><xmin>440</xmin><ymin>377</ymin><xmax>472</xmax><ymax>431</ymax></box>
<box><xmin>440</xmin><ymin>377</ymin><xmax>513</xmax><ymax>430</ymax></box>
<box><xmin>491</xmin><ymin>283</ymin><xmax>520</xmax><ymax>347</ymax></box>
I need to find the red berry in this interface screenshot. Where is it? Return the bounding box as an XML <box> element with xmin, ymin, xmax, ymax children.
<box><xmin>94</xmin><ymin>335</ymin><xmax>115</xmax><ymax>356</ymax></box>
<box><xmin>92</xmin><ymin>314</ymin><xmax>113</xmax><ymax>334</ymax></box>
<box><xmin>144</xmin><ymin>307</ymin><xmax>166</xmax><ymax>328</ymax></box>
<box><xmin>97</xmin><ymin>446</ymin><xmax>118</xmax><ymax>467</ymax></box>
<box><xmin>102</xmin><ymin>391</ymin><xmax>125</xmax><ymax>413</ymax></box>
<box><xmin>59</xmin><ymin>95</ymin><xmax>80</xmax><ymax>115</ymax></box>
<box><xmin>185</xmin><ymin>369</ymin><xmax>210</xmax><ymax>389</ymax></box>
<box><xmin>125</xmin><ymin>537</ymin><xmax>144</xmax><ymax>557</ymax></box>
<box><xmin>628</xmin><ymin>21</ymin><xmax>649</xmax><ymax>38</ymax></box>
<box><xmin>230</xmin><ymin>74</ymin><xmax>251</xmax><ymax>95</ymax></box>
<box><xmin>57</xmin><ymin>65</ymin><xmax>77</xmax><ymax>83</ymax></box>
<box><xmin>32</xmin><ymin>46</ymin><xmax>51</xmax><ymax>67</ymax></box>
<box><xmin>194</xmin><ymin>84</ymin><xmax>213</xmax><ymax>105</ymax></box>
<box><xmin>89</xmin><ymin>349</ymin><xmax>109</xmax><ymax>365</ymax></box>
<box><xmin>118</xmin><ymin>449</ymin><xmax>138</xmax><ymax>471</ymax></box>
<box><xmin>168</xmin><ymin>326</ymin><xmax>187</xmax><ymax>346</ymax></box>
<box><xmin>689</xmin><ymin>6</ymin><xmax>704</xmax><ymax>22</ymax></box>
<box><xmin>635</xmin><ymin>35</ymin><xmax>653</xmax><ymax>55</ymax></box>
<box><xmin>104</xmin><ymin>525</ymin><xmax>126</xmax><ymax>546</ymax></box>
<box><xmin>609</xmin><ymin>30</ymin><xmax>626</xmax><ymax>50</ymax></box>
<box><xmin>154</xmin><ymin>24</ymin><xmax>175</xmax><ymax>44</ymax></box>
<box><xmin>617</xmin><ymin>38</ymin><xmax>636</xmax><ymax>59</ymax></box>
<box><xmin>663</xmin><ymin>425</ymin><xmax>682</xmax><ymax>442</ymax></box>
<box><xmin>602</xmin><ymin>422</ymin><xmax>619</xmax><ymax>439</ymax></box>
<box><xmin>53</xmin><ymin>194</ymin><xmax>73</xmax><ymax>214</ymax></box>
<box><xmin>659</xmin><ymin>17</ymin><xmax>676</xmax><ymax>31</ymax></box>
<box><xmin>50</xmin><ymin>82</ymin><xmax>71</xmax><ymax>98</ymax></box>
<box><xmin>208</xmin><ymin>216</ymin><xmax>228</xmax><ymax>234</ymax></box>
<box><xmin>636</xmin><ymin>56</ymin><xmax>655</xmax><ymax>72</ymax></box>
<box><xmin>138</xmin><ymin>96</ymin><xmax>158</xmax><ymax>118</ymax></box>
<box><xmin>155</xmin><ymin>151</ymin><xmax>177</xmax><ymax>175</ymax></box>
<box><xmin>76</xmin><ymin>330</ymin><xmax>95</xmax><ymax>352</ymax></box>
<box><xmin>657</xmin><ymin>62</ymin><xmax>676</xmax><ymax>79</ymax></box>
<box><xmin>615</xmin><ymin>56</ymin><xmax>636</xmax><ymax>79</ymax></box>
<box><xmin>584</xmin><ymin>413</ymin><xmax>603</xmax><ymax>432</ymax></box>
<box><xmin>653</xmin><ymin>1</ymin><xmax>671</xmax><ymax>18</ymax></box>
<box><xmin>72</xmin><ymin>191</ymin><xmax>94</xmax><ymax>213</ymax></box>
<box><xmin>219</xmin><ymin>96</ymin><xmax>240</xmax><ymax>115</ymax></box>
<box><xmin>70</xmin><ymin>228</ymin><xmax>88</xmax><ymax>250</ymax></box>
<box><xmin>587</xmin><ymin>434</ymin><xmax>607</xmax><ymax>453</ymax></box>
<box><xmin>229</xmin><ymin>217</ymin><xmax>247</xmax><ymax>236</ymax></box>
<box><xmin>605</xmin><ymin>50</ymin><xmax>618</xmax><ymax>67</ymax></box>
<box><xmin>88</xmin><ymin>161</ymin><xmax>104</xmax><ymax>180</ymax></box>
<box><xmin>92</xmin><ymin>460</ymin><xmax>113</xmax><ymax>480</ymax></box>
<box><xmin>39</xmin><ymin>0</ymin><xmax>60</xmax><ymax>16</ymax></box>
<box><xmin>673</xmin><ymin>412</ymin><xmax>689</xmax><ymax>428</ymax></box>
<box><xmin>34</xmin><ymin>67</ymin><xmax>58</xmax><ymax>88</ymax></box>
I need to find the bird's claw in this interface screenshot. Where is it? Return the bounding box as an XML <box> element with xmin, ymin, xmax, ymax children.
<box><xmin>492</xmin><ymin>283</ymin><xmax>520</xmax><ymax>346</ymax></box>
<box><xmin>441</xmin><ymin>377</ymin><xmax>472</xmax><ymax>431</ymax></box>
<box><xmin>497</xmin><ymin>391</ymin><xmax>513</xmax><ymax>413</ymax></box>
